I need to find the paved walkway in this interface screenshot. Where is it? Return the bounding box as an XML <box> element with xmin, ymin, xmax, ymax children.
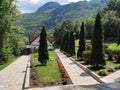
<box><xmin>100</xmin><ymin>70</ymin><xmax>120</xmax><ymax>90</ymax></box>
<box><xmin>55</xmin><ymin>50</ymin><xmax>99</xmax><ymax>85</ymax></box>
<box><xmin>101</xmin><ymin>70</ymin><xmax>120</xmax><ymax>83</ymax></box>
<box><xmin>0</xmin><ymin>55</ymin><xmax>30</xmax><ymax>90</ymax></box>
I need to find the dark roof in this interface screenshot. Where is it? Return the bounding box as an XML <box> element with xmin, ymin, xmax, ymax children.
<box><xmin>29</xmin><ymin>32</ymin><xmax>39</xmax><ymax>44</ymax></box>
<box><xmin>28</xmin><ymin>32</ymin><xmax>53</xmax><ymax>44</ymax></box>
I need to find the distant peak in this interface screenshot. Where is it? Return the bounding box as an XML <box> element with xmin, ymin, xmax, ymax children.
<box><xmin>42</xmin><ymin>2</ymin><xmax>61</xmax><ymax>8</ymax></box>
<box><xmin>36</xmin><ymin>2</ymin><xmax>61</xmax><ymax>13</ymax></box>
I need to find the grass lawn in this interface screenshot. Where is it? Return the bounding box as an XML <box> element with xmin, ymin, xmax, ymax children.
<box><xmin>0</xmin><ymin>56</ymin><xmax>20</xmax><ymax>70</ymax></box>
<box><xmin>34</xmin><ymin>61</ymin><xmax>61</xmax><ymax>83</ymax></box>
<box><xmin>106</xmin><ymin>42</ymin><xmax>120</xmax><ymax>51</ymax></box>
<box><xmin>32</xmin><ymin>51</ymin><xmax>56</xmax><ymax>59</ymax></box>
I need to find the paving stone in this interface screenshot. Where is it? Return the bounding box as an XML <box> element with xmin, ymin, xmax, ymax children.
<box><xmin>0</xmin><ymin>55</ymin><xmax>30</xmax><ymax>90</ymax></box>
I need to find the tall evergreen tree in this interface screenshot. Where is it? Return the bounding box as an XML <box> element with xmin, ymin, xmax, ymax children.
<box><xmin>90</xmin><ymin>12</ymin><xmax>106</xmax><ymax>68</ymax></box>
<box><xmin>64</xmin><ymin>31</ymin><xmax>69</xmax><ymax>53</ymax></box>
<box><xmin>38</xmin><ymin>26</ymin><xmax>49</xmax><ymax>65</ymax></box>
<box><xmin>77</xmin><ymin>22</ymin><xmax>86</xmax><ymax>58</ymax></box>
<box><xmin>68</xmin><ymin>31</ymin><xmax>75</xmax><ymax>56</ymax></box>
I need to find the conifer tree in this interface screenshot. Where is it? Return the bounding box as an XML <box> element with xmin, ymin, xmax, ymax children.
<box><xmin>77</xmin><ymin>22</ymin><xmax>86</xmax><ymax>58</ymax></box>
<box><xmin>68</xmin><ymin>31</ymin><xmax>75</xmax><ymax>56</ymax></box>
<box><xmin>38</xmin><ymin>26</ymin><xmax>49</xmax><ymax>65</ymax></box>
<box><xmin>90</xmin><ymin>12</ymin><xmax>106</xmax><ymax>68</ymax></box>
<box><xmin>64</xmin><ymin>31</ymin><xmax>69</xmax><ymax>53</ymax></box>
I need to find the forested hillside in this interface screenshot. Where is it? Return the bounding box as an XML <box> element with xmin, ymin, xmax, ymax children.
<box><xmin>14</xmin><ymin>0</ymin><xmax>110</xmax><ymax>33</ymax></box>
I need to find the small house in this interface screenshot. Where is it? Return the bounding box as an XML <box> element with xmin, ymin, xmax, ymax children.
<box><xmin>26</xmin><ymin>32</ymin><xmax>54</xmax><ymax>53</ymax></box>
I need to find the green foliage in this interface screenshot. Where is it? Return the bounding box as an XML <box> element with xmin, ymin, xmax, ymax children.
<box><xmin>85</xmin><ymin>17</ymin><xmax>94</xmax><ymax>39</ymax></box>
<box><xmin>14</xmin><ymin>0</ymin><xmax>109</xmax><ymax>32</ymax></box>
<box><xmin>68</xmin><ymin>31</ymin><xmax>75</xmax><ymax>56</ymax></box>
<box><xmin>107</xmin><ymin>68</ymin><xmax>115</xmax><ymax>72</ymax></box>
<box><xmin>102</xmin><ymin>0</ymin><xmax>120</xmax><ymax>41</ymax></box>
<box><xmin>38</xmin><ymin>26</ymin><xmax>49</xmax><ymax>65</ymax></box>
<box><xmin>98</xmin><ymin>70</ymin><xmax>108</xmax><ymax>76</ymax></box>
<box><xmin>90</xmin><ymin>12</ymin><xmax>106</xmax><ymax>68</ymax></box>
<box><xmin>82</xmin><ymin>50</ymin><xmax>91</xmax><ymax>64</ymax></box>
<box><xmin>74</xmin><ymin>21</ymin><xmax>80</xmax><ymax>39</ymax></box>
<box><xmin>0</xmin><ymin>0</ymin><xmax>18</xmax><ymax>64</ymax></box>
<box><xmin>77</xmin><ymin>22</ymin><xmax>86</xmax><ymax>58</ymax></box>
<box><xmin>54</xmin><ymin>20</ymin><xmax>74</xmax><ymax>46</ymax></box>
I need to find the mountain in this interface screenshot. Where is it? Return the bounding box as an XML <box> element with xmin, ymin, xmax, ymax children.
<box><xmin>14</xmin><ymin>0</ymin><xmax>110</xmax><ymax>33</ymax></box>
<box><xmin>36</xmin><ymin>2</ymin><xmax>61</xmax><ymax>13</ymax></box>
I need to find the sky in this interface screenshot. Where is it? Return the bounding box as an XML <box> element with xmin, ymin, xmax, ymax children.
<box><xmin>17</xmin><ymin>0</ymin><xmax>91</xmax><ymax>13</ymax></box>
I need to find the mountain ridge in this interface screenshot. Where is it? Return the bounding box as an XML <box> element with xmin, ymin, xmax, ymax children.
<box><xmin>14</xmin><ymin>0</ymin><xmax>110</xmax><ymax>32</ymax></box>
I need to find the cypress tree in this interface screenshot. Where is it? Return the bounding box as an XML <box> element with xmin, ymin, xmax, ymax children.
<box><xmin>64</xmin><ymin>31</ymin><xmax>69</xmax><ymax>53</ymax></box>
<box><xmin>77</xmin><ymin>22</ymin><xmax>86</xmax><ymax>58</ymax></box>
<box><xmin>68</xmin><ymin>31</ymin><xmax>75</xmax><ymax>56</ymax></box>
<box><xmin>38</xmin><ymin>26</ymin><xmax>49</xmax><ymax>66</ymax></box>
<box><xmin>60</xmin><ymin>33</ymin><xmax>66</xmax><ymax>51</ymax></box>
<box><xmin>90</xmin><ymin>12</ymin><xmax>106</xmax><ymax>68</ymax></box>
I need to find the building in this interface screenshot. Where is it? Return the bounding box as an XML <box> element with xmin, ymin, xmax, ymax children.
<box><xmin>26</xmin><ymin>32</ymin><xmax>54</xmax><ymax>53</ymax></box>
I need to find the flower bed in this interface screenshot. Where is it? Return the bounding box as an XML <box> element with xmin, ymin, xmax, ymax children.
<box><xmin>57</xmin><ymin>58</ymin><xmax>72</xmax><ymax>85</ymax></box>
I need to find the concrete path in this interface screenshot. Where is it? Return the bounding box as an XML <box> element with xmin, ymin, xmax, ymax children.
<box><xmin>0</xmin><ymin>55</ymin><xmax>30</xmax><ymax>90</ymax></box>
<box><xmin>101</xmin><ymin>70</ymin><xmax>120</xmax><ymax>83</ymax></box>
<box><xmin>55</xmin><ymin>50</ymin><xmax>99</xmax><ymax>85</ymax></box>
<box><xmin>100</xmin><ymin>70</ymin><xmax>120</xmax><ymax>90</ymax></box>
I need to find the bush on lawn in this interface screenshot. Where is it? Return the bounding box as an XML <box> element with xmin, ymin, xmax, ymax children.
<box><xmin>114</xmin><ymin>65</ymin><xmax>120</xmax><ymax>70</ymax></box>
<box><xmin>107</xmin><ymin>68</ymin><xmax>115</xmax><ymax>72</ymax></box>
<box><xmin>116</xmin><ymin>55</ymin><xmax>120</xmax><ymax>63</ymax></box>
<box><xmin>82</xmin><ymin>50</ymin><xmax>91</xmax><ymax>64</ymax></box>
<box><xmin>98</xmin><ymin>70</ymin><xmax>108</xmax><ymax>76</ymax></box>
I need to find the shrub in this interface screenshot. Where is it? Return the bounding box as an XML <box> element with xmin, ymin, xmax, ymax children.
<box><xmin>82</xmin><ymin>50</ymin><xmax>91</xmax><ymax>64</ymax></box>
<box><xmin>98</xmin><ymin>70</ymin><xmax>108</xmax><ymax>76</ymax></box>
<box><xmin>107</xmin><ymin>54</ymin><xmax>113</xmax><ymax>61</ymax></box>
<box><xmin>86</xmin><ymin>45</ymin><xmax>92</xmax><ymax>50</ymax></box>
<box><xmin>107</xmin><ymin>68</ymin><xmax>115</xmax><ymax>72</ymax></box>
<box><xmin>116</xmin><ymin>55</ymin><xmax>120</xmax><ymax>63</ymax></box>
<box><xmin>104</xmin><ymin>44</ymin><xmax>109</xmax><ymax>49</ymax></box>
<box><xmin>114</xmin><ymin>65</ymin><xmax>120</xmax><ymax>70</ymax></box>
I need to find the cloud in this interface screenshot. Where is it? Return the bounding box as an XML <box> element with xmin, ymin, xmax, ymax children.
<box><xmin>17</xmin><ymin>0</ymin><xmax>90</xmax><ymax>13</ymax></box>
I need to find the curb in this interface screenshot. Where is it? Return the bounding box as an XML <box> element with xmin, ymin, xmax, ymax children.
<box><xmin>69</xmin><ymin>57</ymin><xmax>104</xmax><ymax>83</ymax></box>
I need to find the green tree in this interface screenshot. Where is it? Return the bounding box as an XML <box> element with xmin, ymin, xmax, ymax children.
<box><xmin>64</xmin><ymin>31</ymin><xmax>69</xmax><ymax>53</ymax></box>
<box><xmin>102</xmin><ymin>0</ymin><xmax>120</xmax><ymax>41</ymax></box>
<box><xmin>68</xmin><ymin>31</ymin><xmax>75</xmax><ymax>56</ymax></box>
<box><xmin>77</xmin><ymin>22</ymin><xmax>86</xmax><ymax>59</ymax></box>
<box><xmin>54</xmin><ymin>20</ymin><xmax>74</xmax><ymax>47</ymax></box>
<box><xmin>0</xmin><ymin>0</ymin><xmax>17</xmax><ymax>64</ymax></box>
<box><xmin>38</xmin><ymin>26</ymin><xmax>49</xmax><ymax>65</ymax></box>
<box><xmin>74</xmin><ymin>21</ymin><xmax>80</xmax><ymax>39</ymax></box>
<box><xmin>90</xmin><ymin>12</ymin><xmax>106</xmax><ymax>68</ymax></box>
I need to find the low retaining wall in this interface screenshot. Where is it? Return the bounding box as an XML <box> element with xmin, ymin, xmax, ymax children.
<box><xmin>69</xmin><ymin>57</ymin><xmax>104</xmax><ymax>83</ymax></box>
